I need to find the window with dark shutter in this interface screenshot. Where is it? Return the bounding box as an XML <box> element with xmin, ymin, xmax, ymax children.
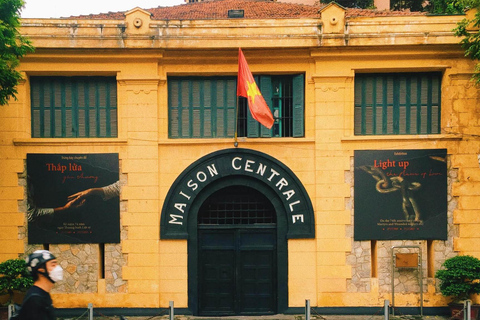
<box><xmin>354</xmin><ymin>72</ymin><xmax>441</xmax><ymax>135</ymax></box>
<box><xmin>31</xmin><ymin>77</ymin><xmax>117</xmax><ymax>138</ymax></box>
<box><xmin>168</xmin><ymin>75</ymin><xmax>305</xmax><ymax>139</ymax></box>
<box><xmin>169</xmin><ymin>77</ymin><xmax>237</xmax><ymax>138</ymax></box>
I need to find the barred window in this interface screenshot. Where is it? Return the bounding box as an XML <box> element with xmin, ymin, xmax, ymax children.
<box><xmin>198</xmin><ymin>186</ymin><xmax>276</xmax><ymax>225</ymax></box>
<box><xmin>354</xmin><ymin>73</ymin><xmax>441</xmax><ymax>135</ymax></box>
<box><xmin>31</xmin><ymin>77</ymin><xmax>117</xmax><ymax>138</ymax></box>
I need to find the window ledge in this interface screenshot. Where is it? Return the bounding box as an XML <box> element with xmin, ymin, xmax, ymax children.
<box><xmin>158</xmin><ymin>137</ymin><xmax>315</xmax><ymax>145</ymax></box>
<box><xmin>13</xmin><ymin>138</ymin><xmax>128</xmax><ymax>146</ymax></box>
<box><xmin>341</xmin><ymin>133</ymin><xmax>463</xmax><ymax>142</ymax></box>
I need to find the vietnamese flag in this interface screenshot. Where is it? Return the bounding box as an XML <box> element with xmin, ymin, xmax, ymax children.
<box><xmin>237</xmin><ymin>48</ymin><xmax>274</xmax><ymax>129</ymax></box>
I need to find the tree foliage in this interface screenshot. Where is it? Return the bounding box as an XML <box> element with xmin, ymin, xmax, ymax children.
<box><xmin>454</xmin><ymin>0</ymin><xmax>480</xmax><ymax>84</ymax></box>
<box><xmin>391</xmin><ymin>0</ymin><xmax>426</xmax><ymax>11</ymax></box>
<box><xmin>435</xmin><ymin>255</ymin><xmax>480</xmax><ymax>302</ymax></box>
<box><xmin>425</xmin><ymin>0</ymin><xmax>467</xmax><ymax>13</ymax></box>
<box><xmin>323</xmin><ymin>0</ymin><xmax>375</xmax><ymax>9</ymax></box>
<box><xmin>0</xmin><ymin>258</ymin><xmax>33</xmax><ymax>306</ymax></box>
<box><xmin>0</xmin><ymin>0</ymin><xmax>34</xmax><ymax>106</ymax></box>
<box><xmin>379</xmin><ymin>0</ymin><xmax>468</xmax><ymax>12</ymax></box>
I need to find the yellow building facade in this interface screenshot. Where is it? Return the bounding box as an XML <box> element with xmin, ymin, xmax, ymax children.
<box><xmin>1</xmin><ymin>0</ymin><xmax>480</xmax><ymax>316</ymax></box>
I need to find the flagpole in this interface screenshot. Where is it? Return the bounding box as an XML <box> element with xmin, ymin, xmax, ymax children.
<box><xmin>234</xmin><ymin>48</ymin><xmax>241</xmax><ymax>148</ymax></box>
<box><xmin>234</xmin><ymin>95</ymin><xmax>239</xmax><ymax>148</ymax></box>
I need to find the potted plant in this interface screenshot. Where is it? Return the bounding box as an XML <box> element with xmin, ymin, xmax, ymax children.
<box><xmin>436</xmin><ymin>255</ymin><xmax>480</xmax><ymax>320</ymax></box>
<box><xmin>0</xmin><ymin>258</ymin><xmax>33</xmax><ymax>319</ymax></box>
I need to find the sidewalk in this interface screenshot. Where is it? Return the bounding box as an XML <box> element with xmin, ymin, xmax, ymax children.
<box><xmin>71</xmin><ymin>312</ymin><xmax>452</xmax><ymax>320</ymax></box>
<box><xmin>304</xmin><ymin>316</ymin><xmax>449</xmax><ymax>320</ymax></box>
<box><xmin>139</xmin><ymin>315</ymin><xmax>451</xmax><ymax>320</ymax></box>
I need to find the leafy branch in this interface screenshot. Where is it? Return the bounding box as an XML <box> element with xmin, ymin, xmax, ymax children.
<box><xmin>0</xmin><ymin>258</ymin><xmax>33</xmax><ymax>306</ymax></box>
<box><xmin>0</xmin><ymin>0</ymin><xmax>34</xmax><ymax>106</ymax></box>
<box><xmin>455</xmin><ymin>3</ymin><xmax>480</xmax><ymax>84</ymax></box>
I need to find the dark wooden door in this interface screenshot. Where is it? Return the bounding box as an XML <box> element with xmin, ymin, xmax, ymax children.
<box><xmin>198</xmin><ymin>228</ymin><xmax>276</xmax><ymax>316</ymax></box>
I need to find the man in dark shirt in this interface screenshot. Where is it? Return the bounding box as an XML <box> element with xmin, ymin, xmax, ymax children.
<box><xmin>20</xmin><ymin>250</ymin><xmax>63</xmax><ymax>320</ymax></box>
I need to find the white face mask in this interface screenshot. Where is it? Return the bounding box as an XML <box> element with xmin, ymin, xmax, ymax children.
<box><xmin>49</xmin><ymin>265</ymin><xmax>63</xmax><ymax>282</ymax></box>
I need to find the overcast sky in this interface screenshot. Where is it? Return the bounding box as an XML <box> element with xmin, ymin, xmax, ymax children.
<box><xmin>21</xmin><ymin>0</ymin><xmax>185</xmax><ymax>18</ymax></box>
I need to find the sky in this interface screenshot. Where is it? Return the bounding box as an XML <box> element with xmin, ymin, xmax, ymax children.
<box><xmin>21</xmin><ymin>0</ymin><xmax>185</xmax><ymax>19</ymax></box>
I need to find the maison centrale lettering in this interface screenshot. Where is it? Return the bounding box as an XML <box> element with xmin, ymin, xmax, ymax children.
<box><xmin>169</xmin><ymin>156</ymin><xmax>303</xmax><ymax>226</ymax></box>
<box><xmin>160</xmin><ymin>148</ymin><xmax>315</xmax><ymax>239</ymax></box>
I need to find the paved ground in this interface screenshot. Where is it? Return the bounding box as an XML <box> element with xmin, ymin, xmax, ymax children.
<box><xmin>70</xmin><ymin>311</ymin><xmax>453</xmax><ymax>320</ymax></box>
<box><xmin>185</xmin><ymin>310</ymin><xmax>452</xmax><ymax>320</ymax></box>
<box><xmin>116</xmin><ymin>314</ymin><xmax>451</xmax><ymax>320</ymax></box>
<box><xmin>301</xmin><ymin>316</ymin><xmax>449</xmax><ymax>320</ymax></box>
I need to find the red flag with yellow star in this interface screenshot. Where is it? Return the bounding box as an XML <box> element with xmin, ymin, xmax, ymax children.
<box><xmin>237</xmin><ymin>48</ymin><xmax>274</xmax><ymax>129</ymax></box>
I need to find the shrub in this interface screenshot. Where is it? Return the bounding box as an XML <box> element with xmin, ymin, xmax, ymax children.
<box><xmin>436</xmin><ymin>255</ymin><xmax>480</xmax><ymax>302</ymax></box>
<box><xmin>0</xmin><ymin>259</ymin><xmax>33</xmax><ymax>306</ymax></box>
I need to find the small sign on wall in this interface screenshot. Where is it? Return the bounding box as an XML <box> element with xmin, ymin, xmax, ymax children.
<box><xmin>27</xmin><ymin>153</ymin><xmax>120</xmax><ymax>244</ymax></box>
<box><xmin>395</xmin><ymin>253</ymin><xmax>419</xmax><ymax>268</ymax></box>
<box><xmin>354</xmin><ymin>149</ymin><xmax>447</xmax><ymax>241</ymax></box>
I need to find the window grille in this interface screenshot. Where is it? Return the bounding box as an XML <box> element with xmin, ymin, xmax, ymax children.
<box><xmin>198</xmin><ymin>186</ymin><xmax>276</xmax><ymax>225</ymax></box>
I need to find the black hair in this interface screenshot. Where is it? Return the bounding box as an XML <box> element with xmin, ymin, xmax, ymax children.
<box><xmin>31</xmin><ymin>263</ymin><xmax>47</xmax><ymax>281</ymax></box>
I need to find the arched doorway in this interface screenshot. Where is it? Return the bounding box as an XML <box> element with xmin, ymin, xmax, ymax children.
<box><xmin>161</xmin><ymin>148</ymin><xmax>315</xmax><ymax>315</ymax></box>
<box><xmin>188</xmin><ymin>177</ymin><xmax>288</xmax><ymax>316</ymax></box>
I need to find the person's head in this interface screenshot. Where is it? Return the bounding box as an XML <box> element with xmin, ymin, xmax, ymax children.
<box><xmin>26</xmin><ymin>250</ymin><xmax>63</xmax><ymax>283</ymax></box>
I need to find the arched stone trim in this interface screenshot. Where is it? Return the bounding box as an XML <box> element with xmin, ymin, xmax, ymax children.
<box><xmin>160</xmin><ymin>148</ymin><xmax>315</xmax><ymax>239</ymax></box>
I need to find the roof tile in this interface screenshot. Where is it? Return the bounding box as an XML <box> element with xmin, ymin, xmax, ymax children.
<box><xmin>67</xmin><ymin>0</ymin><xmax>425</xmax><ymax>20</ymax></box>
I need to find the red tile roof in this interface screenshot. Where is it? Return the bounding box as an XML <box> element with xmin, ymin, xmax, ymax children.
<box><xmin>67</xmin><ymin>0</ymin><xmax>425</xmax><ymax>20</ymax></box>
<box><xmin>151</xmin><ymin>0</ymin><xmax>323</xmax><ymax>19</ymax></box>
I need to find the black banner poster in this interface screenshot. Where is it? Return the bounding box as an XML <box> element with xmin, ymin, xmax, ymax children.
<box><xmin>354</xmin><ymin>149</ymin><xmax>447</xmax><ymax>241</ymax></box>
<box><xmin>27</xmin><ymin>153</ymin><xmax>120</xmax><ymax>244</ymax></box>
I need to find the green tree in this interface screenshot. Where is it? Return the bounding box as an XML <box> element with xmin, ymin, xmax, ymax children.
<box><xmin>425</xmin><ymin>0</ymin><xmax>466</xmax><ymax>14</ymax></box>
<box><xmin>322</xmin><ymin>0</ymin><xmax>374</xmax><ymax>9</ymax></box>
<box><xmin>0</xmin><ymin>0</ymin><xmax>34</xmax><ymax>106</ymax></box>
<box><xmin>391</xmin><ymin>0</ymin><xmax>426</xmax><ymax>11</ymax></box>
<box><xmin>0</xmin><ymin>258</ymin><xmax>33</xmax><ymax>305</ymax></box>
<box><xmin>454</xmin><ymin>0</ymin><xmax>480</xmax><ymax>84</ymax></box>
<box><xmin>436</xmin><ymin>255</ymin><xmax>480</xmax><ymax>302</ymax></box>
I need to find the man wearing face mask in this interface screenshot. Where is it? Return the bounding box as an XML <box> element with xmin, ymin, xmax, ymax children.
<box><xmin>20</xmin><ymin>250</ymin><xmax>63</xmax><ymax>320</ymax></box>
